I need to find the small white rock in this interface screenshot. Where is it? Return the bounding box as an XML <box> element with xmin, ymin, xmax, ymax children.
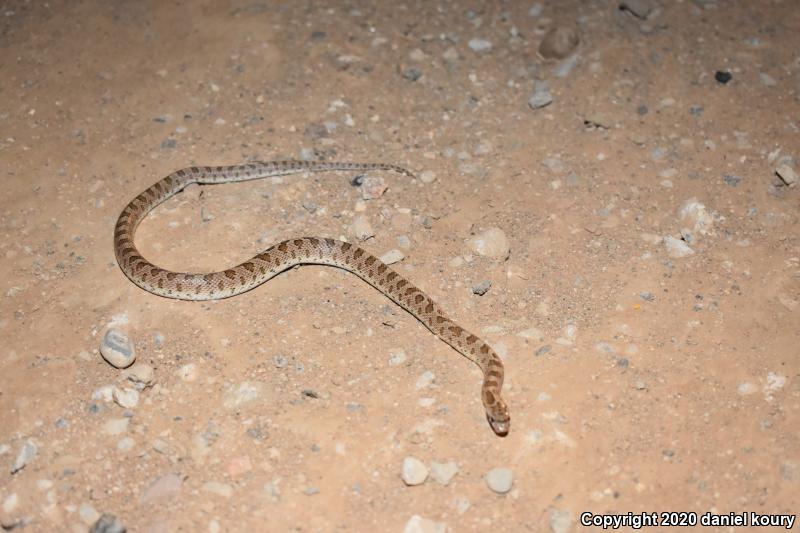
<box><xmin>415</xmin><ymin>371</ymin><xmax>435</xmax><ymax>389</ymax></box>
<box><xmin>348</xmin><ymin>216</ymin><xmax>374</xmax><ymax>241</ymax></box>
<box><xmin>100</xmin><ymin>329</ymin><xmax>136</xmax><ymax>369</ymax></box>
<box><xmin>91</xmin><ymin>385</ymin><xmax>115</xmax><ymax>403</ymax></box>
<box><xmin>549</xmin><ymin>508</ymin><xmax>572</xmax><ymax>533</ymax></box>
<box><xmin>388</xmin><ymin>349</ymin><xmax>407</xmax><ymax>366</ymax></box>
<box><xmin>202</xmin><ymin>482</ymin><xmax>233</xmax><ymax>498</ymax></box>
<box><xmin>468</xmin><ymin>38</ymin><xmax>492</xmax><ymax>53</ymax></box>
<box><xmin>176</xmin><ymin>363</ymin><xmax>198</xmax><ymax>382</ymax></box>
<box><xmin>112</xmin><ymin>387</ymin><xmax>139</xmax><ymax>409</ymax></box>
<box><xmin>485</xmin><ymin>467</ymin><xmax>513</xmax><ymax>493</ymax></box>
<box><xmin>419</xmin><ymin>170</ymin><xmax>437</xmax><ymax>184</ymax></box>
<box><xmin>468</xmin><ymin>227</ymin><xmax>510</xmax><ymax>260</ymax></box>
<box><xmin>222</xmin><ymin>381</ymin><xmax>268</xmax><ymax>410</ymax></box>
<box><xmin>379</xmin><ymin>249</ymin><xmax>404</xmax><ymax>265</ymax></box>
<box><xmin>664</xmin><ymin>236</ymin><xmax>695</xmax><ymax>258</ymax></box>
<box><xmin>737</xmin><ymin>382</ymin><xmax>758</xmax><ymax>396</ymax></box>
<box><xmin>103</xmin><ymin>418</ymin><xmax>130</xmax><ymax>436</ymax></box>
<box><xmin>401</xmin><ymin>457</ymin><xmax>429</xmax><ymax>486</ymax></box>
<box><xmin>11</xmin><ymin>440</ymin><xmax>36</xmax><ymax>474</ymax></box>
<box><xmin>403</xmin><ymin>515</ymin><xmax>446</xmax><ymax>533</ymax></box>
<box><xmin>430</xmin><ymin>461</ymin><xmax>459</xmax><ymax>485</ymax></box>
<box><xmin>117</xmin><ymin>437</ymin><xmax>135</xmax><ymax>452</ymax></box>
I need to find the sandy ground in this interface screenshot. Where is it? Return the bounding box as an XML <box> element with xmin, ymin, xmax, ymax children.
<box><xmin>1</xmin><ymin>0</ymin><xmax>798</xmax><ymax>531</ymax></box>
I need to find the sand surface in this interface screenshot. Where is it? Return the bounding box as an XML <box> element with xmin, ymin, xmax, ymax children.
<box><xmin>0</xmin><ymin>1</ymin><xmax>798</xmax><ymax>531</ymax></box>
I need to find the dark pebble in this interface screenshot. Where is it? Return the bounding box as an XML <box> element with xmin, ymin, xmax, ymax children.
<box><xmin>535</xmin><ymin>345</ymin><xmax>551</xmax><ymax>356</ymax></box>
<box><xmin>714</xmin><ymin>71</ymin><xmax>732</xmax><ymax>84</ymax></box>
<box><xmin>90</xmin><ymin>514</ymin><xmax>125</xmax><ymax>533</ymax></box>
<box><xmin>723</xmin><ymin>174</ymin><xmax>741</xmax><ymax>187</ymax></box>
<box><xmin>403</xmin><ymin>67</ymin><xmax>422</xmax><ymax>81</ymax></box>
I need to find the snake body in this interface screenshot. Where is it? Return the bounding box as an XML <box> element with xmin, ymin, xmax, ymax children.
<box><xmin>114</xmin><ymin>161</ymin><xmax>510</xmax><ymax>435</ymax></box>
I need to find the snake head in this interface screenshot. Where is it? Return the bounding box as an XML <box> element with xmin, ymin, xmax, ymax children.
<box><xmin>487</xmin><ymin>407</ymin><xmax>510</xmax><ymax>437</ymax></box>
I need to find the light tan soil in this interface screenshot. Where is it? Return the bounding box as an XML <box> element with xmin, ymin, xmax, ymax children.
<box><xmin>0</xmin><ymin>1</ymin><xmax>798</xmax><ymax>531</ymax></box>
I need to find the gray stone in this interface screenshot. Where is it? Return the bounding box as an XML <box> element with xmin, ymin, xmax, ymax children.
<box><xmin>139</xmin><ymin>473</ymin><xmax>183</xmax><ymax>504</ymax></box>
<box><xmin>10</xmin><ymin>439</ymin><xmax>36</xmax><ymax>474</ymax></box>
<box><xmin>401</xmin><ymin>456</ymin><xmax>429</xmax><ymax>486</ymax></box>
<box><xmin>430</xmin><ymin>461</ymin><xmax>459</xmax><ymax>485</ymax></box>
<box><xmin>100</xmin><ymin>329</ymin><xmax>136</xmax><ymax>369</ymax></box>
<box><xmin>222</xmin><ymin>381</ymin><xmax>268</xmax><ymax>410</ymax></box>
<box><xmin>620</xmin><ymin>0</ymin><xmax>655</xmax><ymax>19</ymax></box>
<box><xmin>472</xmin><ymin>280</ymin><xmax>492</xmax><ymax>295</ymax></box>
<box><xmin>89</xmin><ymin>513</ymin><xmax>126</xmax><ymax>533</ymax></box>
<box><xmin>123</xmin><ymin>363</ymin><xmax>154</xmax><ymax>389</ymax></box>
<box><xmin>549</xmin><ymin>508</ymin><xmax>572</xmax><ymax>533</ymax></box>
<box><xmin>664</xmin><ymin>236</ymin><xmax>695</xmax><ymax>258</ymax></box>
<box><xmin>776</xmin><ymin>164</ymin><xmax>797</xmax><ymax>186</ymax></box>
<box><xmin>468</xmin><ymin>39</ymin><xmax>492</xmax><ymax>53</ymax></box>
<box><xmin>539</xmin><ymin>26</ymin><xmax>580</xmax><ymax>59</ymax></box>
<box><xmin>485</xmin><ymin>467</ymin><xmax>513</xmax><ymax>493</ymax></box>
<box><xmin>528</xmin><ymin>82</ymin><xmax>553</xmax><ymax>109</ymax></box>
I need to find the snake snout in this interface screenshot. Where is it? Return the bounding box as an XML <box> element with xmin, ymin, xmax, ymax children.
<box><xmin>488</xmin><ymin>413</ymin><xmax>510</xmax><ymax>437</ymax></box>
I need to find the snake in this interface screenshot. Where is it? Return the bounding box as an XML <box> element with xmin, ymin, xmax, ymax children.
<box><xmin>113</xmin><ymin>161</ymin><xmax>510</xmax><ymax>436</ymax></box>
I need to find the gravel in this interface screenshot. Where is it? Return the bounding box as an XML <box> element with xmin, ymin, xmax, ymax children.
<box><xmin>468</xmin><ymin>227</ymin><xmax>510</xmax><ymax>260</ymax></box>
<box><xmin>100</xmin><ymin>328</ymin><xmax>136</xmax><ymax>368</ymax></box>
<box><xmin>10</xmin><ymin>440</ymin><xmax>37</xmax><ymax>474</ymax></box>
<box><xmin>401</xmin><ymin>456</ymin><xmax>429</xmax><ymax>485</ymax></box>
<box><xmin>430</xmin><ymin>461</ymin><xmax>459</xmax><ymax>485</ymax></box>
<box><xmin>472</xmin><ymin>280</ymin><xmax>492</xmax><ymax>295</ymax></box>
<box><xmin>486</xmin><ymin>467</ymin><xmax>513</xmax><ymax>493</ymax></box>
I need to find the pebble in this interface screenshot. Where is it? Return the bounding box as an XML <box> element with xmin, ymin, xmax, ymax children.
<box><xmin>737</xmin><ymin>382</ymin><xmax>758</xmax><ymax>395</ymax></box>
<box><xmin>360</xmin><ymin>176</ymin><xmax>388</xmax><ymax>199</ymax></box>
<box><xmin>401</xmin><ymin>456</ymin><xmax>429</xmax><ymax>485</ymax></box>
<box><xmin>379</xmin><ymin>249</ymin><xmax>405</xmax><ymax>265</ymax></box>
<box><xmin>471</xmin><ymin>280</ymin><xmax>492</xmax><ymax>296</ymax></box>
<box><xmin>202</xmin><ymin>482</ymin><xmax>233</xmax><ymax>498</ymax></box>
<box><xmin>664</xmin><ymin>236</ymin><xmax>695</xmax><ymax>258</ymax></box>
<box><xmin>485</xmin><ymin>467</ymin><xmax>513</xmax><ymax>493</ymax></box>
<box><xmin>79</xmin><ymin>503</ymin><xmax>100</xmax><ymax>525</ymax></box>
<box><xmin>468</xmin><ymin>38</ymin><xmax>492</xmax><ymax>53</ymax></box>
<box><xmin>535</xmin><ymin>345</ymin><xmax>552</xmax><ymax>357</ymax></box>
<box><xmin>415</xmin><ymin>371</ymin><xmax>435</xmax><ymax>389</ymax></box>
<box><xmin>89</xmin><ymin>514</ymin><xmax>125</xmax><ymax>533</ymax></box>
<box><xmin>553</xmin><ymin>54</ymin><xmax>579</xmax><ymax>78</ymax></box>
<box><xmin>759</xmin><ymin>72</ymin><xmax>777</xmax><ymax>87</ymax></box>
<box><xmin>419</xmin><ymin>170</ymin><xmax>437</xmax><ymax>184</ymax></box>
<box><xmin>402</xmin><ymin>67</ymin><xmax>422</xmax><ymax>82</ymax></box>
<box><xmin>518</xmin><ymin>327</ymin><xmax>544</xmax><ymax>340</ymax></box>
<box><xmin>529</xmin><ymin>3</ymin><xmax>543</xmax><ymax>16</ymax></box>
<box><xmin>639</xmin><ymin>291</ymin><xmax>655</xmax><ymax>302</ymax></box>
<box><xmin>468</xmin><ymin>227</ymin><xmax>510</xmax><ymax>260</ymax></box>
<box><xmin>2</xmin><ymin>493</ymin><xmax>17</xmax><ymax>514</ymax></box>
<box><xmin>123</xmin><ymin>363</ymin><xmax>154</xmax><ymax>388</ymax></box>
<box><xmin>112</xmin><ymin>387</ymin><xmax>139</xmax><ymax>409</ymax></box>
<box><xmin>430</xmin><ymin>461</ymin><xmax>459</xmax><ymax>485</ymax></box>
<box><xmin>397</xmin><ymin>235</ymin><xmax>411</xmax><ymax>249</ymax></box>
<box><xmin>528</xmin><ymin>82</ymin><xmax>553</xmax><ymax>109</ymax></box>
<box><xmin>176</xmin><ymin>363</ymin><xmax>198</xmax><ymax>382</ymax></box>
<box><xmin>620</xmin><ymin>0</ymin><xmax>655</xmax><ymax>19</ymax></box>
<box><xmin>538</xmin><ymin>26</ymin><xmax>580</xmax><ymax>59</ymax></box>
<box><xmin>139</xmin><ymin>473</ymin><xmax>183</xmax><ymax>504</ymax></box>
<box><xmin>348</xmin><ymin>216</ymin><xmax>374</xmax><ymax>241</ymax></box>
<box><xmin>404</xmin><ymin>515</ymin><xmax>446</xmax><ymax>533</ymax></box>
<box><xmin>776</xmin><ymin>164</ymin><xmax>797</xmax><ymax>187</ymax></box>
<box><xmin>723</xmin><ymin>174</ymin><xmax>741</xmax><ymax>187</ymax></box>
<box><xmin>715</xmin><ymin>70</ymin><xmax>732</xmax><ymax>84</ymax></box>
<box><xmin>103</xmin><ymin>418</ymin><xmax>129</xmax><ymax>436</ymax></box>
<box><xmin>117</xmin><ymin>437</ymin><xmax>135</xmax><ymax>452</ymax></box>
<box><xmin>388</xmin><ymin>348</ymin><xmax>407</xmax><ymax>366</ymax></box>
<box><xmin>92</xmin><ymin>385</ymin><xmax>114</xmax><ymax>402</ymax></box>
<box><xmin>549</xmin><ymin>508</ymin><xmax>572</xmax><ymax>533</ymax></box>
<box><xmin>100</xmin><ymin>328</ymin><xmax>136</xmax><ymax>368</ymax></box>
<box><xmin>222</xmin><ymin>381</ymin><xmax>268</xmax><ymax>409</ymax></box>
<box><xmin>11</xmin><ymin>439</ymin><xmax>37</xmax><ymax>474</ymax></box>
<box><xmin>679</xmin><ymin>198</ymin><xmax>714</xmax><ymax>234</ymax></box>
